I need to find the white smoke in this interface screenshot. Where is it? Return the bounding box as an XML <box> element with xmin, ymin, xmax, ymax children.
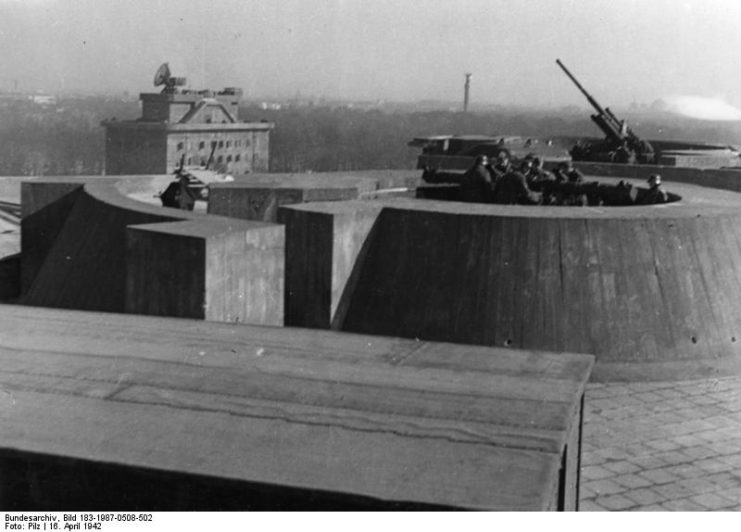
<box><xmin>660</xmin><ymin>95</ymin><xmax>741</xmax><ymax>121</ymax></box>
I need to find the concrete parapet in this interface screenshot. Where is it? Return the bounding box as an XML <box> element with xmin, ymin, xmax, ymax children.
<box><xmin>0</xmin><ymin>304</ymin><xmax>593</xmax><ymax>510</ymax></box>
<box><xmin>208</xmin><ymin>173</ymin><xmax>374</xmax><ymax>222</ymax></box>
<box><xmin>126</xmin><ymin>219</ymin><xmax>283</xmax><ymax>324</ymax></box>
<box><xmin>575</xmin><ymin>160</ymin><xmax>741</xmax><ymax>193</ymax></box>
<box><xmin>22</xmin><ymin>181</ymin><xmax>183</xmax><ymax>311</ymax></box>
<box><xmin>658</xmin><ymin>152</ymin><xmax>740</xmax><ymax>169</ymax></box>
<box><xmin>19</xmin><ymin>176</ymin><xmax>284</xmax><ymax>325</ymax></box>
<box><xmin>208</xmin><ymin>171</ymin><xmax>419</xmax><ymax>222</ymax></box>
<box><xmin>21</xmin><ymin>179</ymin><xmax>89</xmax><ymax>292</ymax></box>
<box><xmin>280</xmin><ymin>181</ymin><xmax>741</xmax><ymax>373</ymax></box>
<box><xmin>279</xmin><ymin>201</ymin><xmax>383</xmax><ymax>328</ymax></box>
<box><xmin>0</xmin><ymin>176</ymin><xmax>32</xmax><ymax>205</ymax></box>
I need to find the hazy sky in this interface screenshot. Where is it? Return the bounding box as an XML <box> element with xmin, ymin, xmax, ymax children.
<box><xmin>2</xmin><ymin>0</ymin><xmax>741</xmax><ymax>108</ymax></box>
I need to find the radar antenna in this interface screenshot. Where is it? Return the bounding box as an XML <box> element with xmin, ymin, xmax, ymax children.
<box><xmin>153</xmin><ymin>62</ymin><xmax>187</xmax><ymax>94</ymax></box>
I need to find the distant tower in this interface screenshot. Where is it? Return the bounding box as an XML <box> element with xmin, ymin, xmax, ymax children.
<box><xmin>464</xmin><ymin>73</ymin><xmax>472</xmax><ymax>112</ymax></box>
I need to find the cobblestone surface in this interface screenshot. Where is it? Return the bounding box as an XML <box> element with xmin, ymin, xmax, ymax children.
<box><xmin>581</xmin><ymin>376</ymin><xmax>741</xmax><ymax>511</ymax></box>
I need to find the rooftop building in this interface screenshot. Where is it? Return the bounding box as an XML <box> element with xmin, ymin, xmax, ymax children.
<box><xmin>102</xmin><ymin>84</ymin><xmax>274</xmax><ymax>176</ymax></box>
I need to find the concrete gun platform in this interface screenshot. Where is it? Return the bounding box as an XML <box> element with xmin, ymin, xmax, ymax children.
<box><xmin>280</xmin><ymin>178</ymin><xmax>741</xmax><ymax>379</ymax></box>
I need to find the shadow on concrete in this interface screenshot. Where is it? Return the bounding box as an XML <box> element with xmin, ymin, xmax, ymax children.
<box><xmin>0</xmin><ymin>253</ymin><xmax>20</xmax><ymax>301</ymax></box>
<box><xmin>1</xmin><ymin>449</ymin><xmax>452</xmax><ymax>511</ymax></box>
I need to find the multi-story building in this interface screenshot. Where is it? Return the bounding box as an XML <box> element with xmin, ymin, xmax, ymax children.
<box><xmin>103</xmin><ymin>87</ymin><xmax>274</xmax><ymax>176</ymax></box>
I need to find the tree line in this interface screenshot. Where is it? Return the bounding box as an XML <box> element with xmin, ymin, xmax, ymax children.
<box><xmin>2</xmin><ymin>96</ymin><xmax>741</xmax><ymax>177</ymax></box>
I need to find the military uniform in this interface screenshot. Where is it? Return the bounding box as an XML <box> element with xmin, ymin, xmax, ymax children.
<box><xmin>460</xmin><ymin>163</ymin><xmax>494</xmax><ymax>203</ymax></box>
<box><xmin>640</xmin><ymin>185</ymin><xmax>668</xmax><ymax>204</ymax></box>
<box><xmin>492</xmin><ymin>171</ymin><xmax>540</xmax><ymax>205</ymax></box>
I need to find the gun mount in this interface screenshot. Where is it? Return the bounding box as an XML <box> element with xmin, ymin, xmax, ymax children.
<box><xmin>556</xmin><ymin>59</ymin><xmax>655</xmax><ymax>164</ymax></box>
<box><xmin>160</xmin><ymin>146</ymin><xmax>234</xmax><ymax>210</ymax></box>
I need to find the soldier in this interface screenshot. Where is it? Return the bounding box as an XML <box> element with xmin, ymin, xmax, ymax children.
<box><xmin>640</xmin><ymin>174</ymin><xmax>668</xmax><ymax>204</ymax></box>
<box><xmin>613</xmin><ymin>141</ymin><xmax>635</xmax><ymax>163</ymax></box>
<box><xmin>527</xmin><ymin>157</ymin><xmax>557</xmax><ymax>204</ymax></box>
<box><xmin>523</xmin><ymin>156</ymin><xmax>552</xmax><ymax>185</ymax></box>
<box><xmin>554</xmin><ymin>161</ymin><xmax>584</xmax><ymax>184</ymax></box>
<box><xmin>553</xmin><ymin>161</ymin><xmax>587</xmax><ymax>206</ymax></box>
<box><xmin>489</xmin><ymin>150</ymin><xmax>512</xmax><ymax>182</ymax></box>
<box><xmin>160</xmin><ymin>170</ymin><xmax>198</xmax><ymax>210</ymax></box>
<box><xmin>459</xmin><ymin>155</ymin><xmax>494</xmax><ymax>203</ymax></box>
<box><xmin>492</xmin><ymin>165</ymin><xmax>541</xmax><ymax>205</ymax></box>
<box><xmin>520</xmin><ymin>158</ymin><xmax>536</xmax><ymax>186</ymax></box>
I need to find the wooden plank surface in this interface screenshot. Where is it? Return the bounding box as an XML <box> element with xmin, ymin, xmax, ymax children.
<box><xmin>0</xmin><ymin>304</ymin><xmax>592</xmax><ymax>510</ymax></box>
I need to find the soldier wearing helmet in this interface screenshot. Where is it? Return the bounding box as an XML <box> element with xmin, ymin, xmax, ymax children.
<box><xmin>459</xmin><ymin>154</ymin><xmax>493</xmax><ymax>203</ymax></box>
<box><xmin>491</xmin><ymin>161</ymin><xmax>541</xmax><ymax>206</ymax></box>
<box><xmin>640</xmin><ymin>174</ymin><xmax>668</xmax><ymax>204</ymax></box>
<box><xmin>490</xmin><ymin>150</ymin><xmax>512</xmax><ymax>181</ymax></box>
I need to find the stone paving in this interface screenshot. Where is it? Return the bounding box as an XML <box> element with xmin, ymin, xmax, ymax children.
<box><xmin>580</xmin><ymin>376</ymin><xmax>741</xmax><ymax>511</ymax></box>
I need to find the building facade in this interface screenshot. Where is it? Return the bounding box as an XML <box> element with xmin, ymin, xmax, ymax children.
<box><xmin>103</xmin><ymin>88</ymin><xmax>274</xmax><ymax>176</ymax></box>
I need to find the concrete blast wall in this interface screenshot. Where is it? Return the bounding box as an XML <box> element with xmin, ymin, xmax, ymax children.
<box><xmin>342</xmin><ymin>207</ymin><xmax>741</xmax><ymax>363</ymax></box>
<box><xmin>19</xmin><ymin>177</ymin><xmax>284</xmax><ymax>325</ymax></box>
<box><xmin>282</xmin><ymin>183</ymin><xmax>741</xmax><ymax>369</ymax></box>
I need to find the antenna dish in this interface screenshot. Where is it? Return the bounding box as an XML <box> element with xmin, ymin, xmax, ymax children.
<box><xmin>153</xmin><ymin>62</ymin><xmax>186</xmax><ymax>94</ymax></box>
<box><xmin>154</xmin><ymin>63</ymin><xmax>171</xmax><ymax>86</ymax></box>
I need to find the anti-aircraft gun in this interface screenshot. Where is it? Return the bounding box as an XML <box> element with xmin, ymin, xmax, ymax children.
<box><xmin>160</xmin><ymin>143</ymin><xmax>234</xmax><ymax>210</ymax></box>
<box><xmin>556</xmin><ymin>59</ymin><xmax>655</xmax><ymax>164</ymax></box>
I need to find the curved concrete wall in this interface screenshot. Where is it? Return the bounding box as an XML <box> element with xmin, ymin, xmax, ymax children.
<box><xmin>20</xmin><ymin>177</ymin><xmax>284</xmax><ymax>324</ymax></box>
<box><xmin>283</xmin><ymin>180</ymin><xmax>741</xmax><ymax>366</ymax></box>
<box><xmin>23</xmin><ymin>182</ymin><xmax>183</xmax><ymax>310</ymax></box>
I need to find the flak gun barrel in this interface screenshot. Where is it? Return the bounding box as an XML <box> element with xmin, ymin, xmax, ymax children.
<box><xmin>555</xmin><ymin>59</ymin><xmax>607</xmax><ymax>116</ymax></box>
<box><xmin>556</xmin><ymin>59</ymin><xmax>623</xmax><ymax>143</ymax></box>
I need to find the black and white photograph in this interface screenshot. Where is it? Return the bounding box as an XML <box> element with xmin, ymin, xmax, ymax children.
<box><xmin>2</xmin><ymin>0</ymin><xmax>741</xmax><ymax>520</ymax></box>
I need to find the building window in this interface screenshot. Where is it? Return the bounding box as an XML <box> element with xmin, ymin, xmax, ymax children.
<box><xmin>217</xmin><ymin>156</ymin><xmax>223</xmax><ymax>163</ymax></box>
<box><xmin>199</xmin><ymin>141</ymin><xmax>205</xmax><ymax>150</ymax></box>
<box><xmin>177</xmin><ymin>142</ymin><xmax>184</xmax><ymax>151</ymax></box>
<box><xmin>244</xmin><ymin>138</ymin><xmax>251</xmax><ymax>147</ymax></box>
<box><xmin>226</xmin><ymin>141</ymin><xmax>231</xmax><ymax>148</ymax></box>
<box><xmin>218</xmin><ymin>140</ymin><xmax>224</xmax><ymax>148</ymax></box>
<box><xmin>201</xmin><ymin>159</ymin><xmax>206</xmax><ymax>166</ymax></box>
<box><xmin>235</xmin><ymin>154</ymin><xmax>241</xmax><ymax>162</ymax></box>
<box><xmin>187</xmin><ymin>158</ymin><xmax>192</xmax><ymax>165</ymax></box>
<box><xmin>226</xmin><ymin>155</ymin><xmax>232</xmax><ymax>162</ymax></box>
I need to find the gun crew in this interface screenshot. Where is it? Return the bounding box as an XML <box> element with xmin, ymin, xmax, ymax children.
<box><xmin>423</xmin><ymin>158</ymin><xmax>670</xmax><ymax>207</ymax></box>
